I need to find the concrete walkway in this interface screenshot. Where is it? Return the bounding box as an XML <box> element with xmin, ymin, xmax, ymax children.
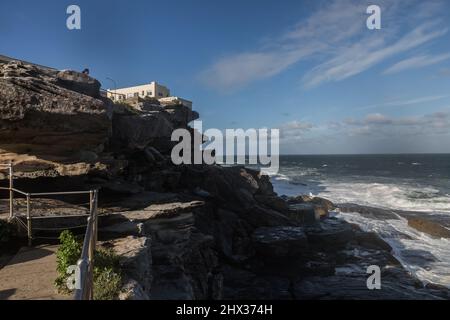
<box><xmin>0</xmin><ymin>245</ymin><xmax>69</xmax><ymax>300</ymax></box>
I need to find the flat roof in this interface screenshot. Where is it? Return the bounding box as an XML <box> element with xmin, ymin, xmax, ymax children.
<box><xmin>110</xmin><ymin>81</ymin><xmax>170</xmax><ymax>91</ymax></box>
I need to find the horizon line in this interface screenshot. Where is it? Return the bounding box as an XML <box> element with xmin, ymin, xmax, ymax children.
<box><xmin>278</xmin><ymin>153</ymin><xmax>450</xmax><ymax>156</ymax></box>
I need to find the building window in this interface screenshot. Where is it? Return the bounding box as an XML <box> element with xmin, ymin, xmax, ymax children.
<box><xmin>147</xmin><ymin>91</ymin><xmax>152</xmax><ymax>96</ymax></box>
<box><xmin>134</xmin><ymin>92</ymin><xmax>139</xmax><ymax>97</ymax></box>
<box><xmin>142</xmin><ymin>91</ymin><xmax>145</xmax><ymax>96</ymax></box>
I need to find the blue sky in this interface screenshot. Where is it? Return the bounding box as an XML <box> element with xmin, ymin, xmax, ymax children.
<box><xmin>1</xmin><ymin>0</ymin><xmax>450</xmax><ymax>154</ymax></box>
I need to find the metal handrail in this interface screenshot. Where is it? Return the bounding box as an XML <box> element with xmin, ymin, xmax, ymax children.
<box><xmin>1</xmin><ymin>163</ymin><xmax>98</xmax><ymax>246</ymax></box>
<box><xmin>10</xmin><ymin>188</ymin><xmax>29</xmax><ymax>196</ymax></box>
<box><xmin>74</xmin><ymin>190</ymin><xmax>98</xmax><ymax>300</ymax></box>
<box><xmin>29</xmin><ymin>190</ymin><xmax>93</xmax><ymax>196</ymax></box>
<box><xmin>2</xmin><ymin>163</ymin><xmax>100</xmax><ymax>299</ymax></box>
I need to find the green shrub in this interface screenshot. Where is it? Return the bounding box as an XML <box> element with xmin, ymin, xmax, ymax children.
<box><xmin>54</xmin><ymin>230</ymin><xmax>122</xmax><ymax>300</ymax></box>
<box><xmin>93</xmin><ymin>248</ymin><xmax>122</xmax><ymax>300</ymax></box>
<box><xmin>93</xmin><ymin>267</ymin><xmax>122</xmax><ymax>300</ymax></box>
<box><xmin>55</xmin><ymin>230</ymin><xmax>82</xmax><ymax>293</ymax></box>
<box><xmin>94</xmin><ymin>248</ymin><xmax>120</xmax><ymax>269</ymax></box>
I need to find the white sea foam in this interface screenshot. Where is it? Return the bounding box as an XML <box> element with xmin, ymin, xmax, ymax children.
<box><xmin>270</xmin><ymin>157</ymin><xmax>450</xmax><ymax>289</ymax></box>
<box><xmin>338</xmin><ymin>211</ymin><xmax>450</xmax><ymax>288</ymax></box>
<box><xmin>273</xmin><ymin>176</ymin><xmax>450</xmax><ymax>213</ymax></box>
<box><xmin>317</xmin><ymin>181</ymin><xmax>450</xmax><ymax>213</ymax></box>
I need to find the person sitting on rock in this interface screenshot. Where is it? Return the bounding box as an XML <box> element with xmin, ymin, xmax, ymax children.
<box><xmin>82</xmin><ymin>68</ymin><xmax>90</xmax><ymax>75</ymax></box>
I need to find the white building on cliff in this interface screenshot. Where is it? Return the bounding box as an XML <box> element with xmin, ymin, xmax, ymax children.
<box><xmin>107</xmin><ymin>81</ymin><xmax>192</xmax><ymax>109</ymax></box>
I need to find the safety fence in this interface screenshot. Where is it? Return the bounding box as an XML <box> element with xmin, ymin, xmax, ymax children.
<box><xmin>1</xmin><ymin>163</ymin><xmax>99</xmax><ymax>300</ymax></box>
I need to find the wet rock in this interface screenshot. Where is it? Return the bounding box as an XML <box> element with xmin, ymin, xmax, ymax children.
<box><xmin>304</xmin><ymin>218</ymin><xmax>354</xmax><ymax>249</ymax></box>
<box><xmin>354</xmin><ymin>230</ymin><xmax>393</xmax><ymax>251</ymax></box>
<box><xmin>222</xmin><ymin>266</ymin><xmax>292</xmax><ymax>300</ymax></box>
<box><xmin>288</xmin><ymin>203</ymin><xmax>320</xmax><ymax>224</ymax></box>
<box><xmin>293</xmin><ymin>274</ymin><xmax>443</xmax><ymax>300</ymax></box>
<box><xmin>254</xmin><ymin>195</ymin><xmax>289</xmax><ymax>213</ymax></box>
<box><xmin>287</xmin><ymin>195</ymin><xmax>314</xmax><ymax>204</ymax></box>
<box><xmin>244</xmin><ymin>205</ymin><xmax>295</xmax><ymax>228</ymax></box>
<box><xmin>407</xmin><ymin>217</ymin><xmax>450</xmax><ymax>239</ymax></box>
<box><xmin>339</xmin><ymin>203</ymin><xmax>399</xmax><ymax>220</ymax></box>
<box><xmin>310</xmin><ymin>197</ymin><xmax>335</xmax><ymax>211</ymax></box>
<box><xmin>288</xmin><ymin>196</ymin><xmax>334</xmax><ymax>219</ymax></box>
<box><xmin>252</xmin><ymin>226</ymin><xmax>308</xmax><ymax>258</ymax></box>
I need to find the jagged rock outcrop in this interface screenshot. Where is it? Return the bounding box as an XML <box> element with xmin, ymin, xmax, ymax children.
<box><xmin>0</xmin><ymin>61</ymin><xmax>112</xmax><ymax>178</ymax></box>
<box><xmin>0</xmin><ymin>61</ymin><xmax>198</xmax><ymax>181</ymax></box>
<box><xmin>111</xmin><ymin>98</ymin><xmax>199</xmax><ymax>151</ymax></box>
<box><xmin>252</xmin><ymin>226</ymin><xmax>309</xmax><ymax>258</ymax></box>
<box><xmin>102</xmin><ymin>236</ymin><xmax>152</xmax><ymax>296</ymax></box>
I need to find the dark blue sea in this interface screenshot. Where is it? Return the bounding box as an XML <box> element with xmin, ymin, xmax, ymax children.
<box><xmin>271</xmin><ymin>154</ymin><xmax>450</xmax><ymax>287</ymax></box>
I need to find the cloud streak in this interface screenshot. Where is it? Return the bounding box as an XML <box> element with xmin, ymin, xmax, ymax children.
<box><xmin>358</xmin><ymin>94</ymin><xmax>450</xmax><ymax>110</ymax></box>
<box><xmin>384</xmin><ymin>52</ymin><xmax>450</xmax><ymax>74</ymax></box>
<box><xmin>200</xmin><ymin>0</ymin><xmax>448</xmax><ymax>91</ymax></box>
<box><xmin>303</xmin><ymin>22</ymin><xmax>448</xmax><ymax>87</ymax></box>
<box><xmin>334</xmin><ymin>109</ymin><xmax>450</xmax><ymax>137</ymax></box>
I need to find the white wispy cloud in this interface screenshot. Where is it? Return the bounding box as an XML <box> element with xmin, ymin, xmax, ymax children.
<box><xmin>200</xmin><ymin>0</ymin><xmax>448</xmax><ymax>91</ymax></box>
<box><xmin>303</xmin><ymin>22</ymin><xmax>448</xmax><ymax>87</ymax></box>
<box><xmin>279</xmin><ymin>120</ymin><xmax>314</xmax><ymax>142</ymax></box>
<box><xmin>358</xmin><ymin>94</ymin><xmax>450</xmax><ymax>110</ymax></box>
<box><xmin>384</xmin><ymin>52</ymin><xmax>450</xmax><ymax>74</ymax></box>
<box><xmin>333</xmin><ymin>109</ymin><xmax>450</xmax><ymax>137</ymax></box>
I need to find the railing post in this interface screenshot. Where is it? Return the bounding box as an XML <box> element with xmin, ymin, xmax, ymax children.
<box><xmin>94</xmin><ymin>190</ymin><xmax>98</xmax><ymax>244</ymax></box>
<box><xmin>26</xmin><ymin>194</ymin><xmax>32</xmax><ymax>246</ymax></box>
<box><xmin>89</xmin><ymin>190</ymin><xmax>93</xmax><ymax>215</ymax></box>
<box><xmin>9</xmin><ymin>163</ymin><xmax>13</xmax><ymax>219</ymax></box>
<box><xmin>74</xmin><ymin>190</ymin><xmax>99</xmax><ymax>300</ymax></box>
<box><xmin>87</xmin><ymin>213</ymin><xmax>95</xmax><ymax>300</ymax></box>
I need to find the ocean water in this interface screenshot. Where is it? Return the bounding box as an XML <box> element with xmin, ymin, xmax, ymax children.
<box><xmin>270</xmin><ymin>154</ymin><xmax>450</xmax><ymax>288</ymax></box>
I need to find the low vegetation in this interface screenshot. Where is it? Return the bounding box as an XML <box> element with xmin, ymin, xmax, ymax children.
<box><xmin>55</xmin><ymin>230</ymin><xmax>122</xmax><ymax>300</ymax></box>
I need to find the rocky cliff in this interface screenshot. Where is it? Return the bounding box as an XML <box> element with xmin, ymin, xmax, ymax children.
<box><xmin>1</xmin><ymin>60</ymin><xmax>449</xmax><ymax>300</ymax></box>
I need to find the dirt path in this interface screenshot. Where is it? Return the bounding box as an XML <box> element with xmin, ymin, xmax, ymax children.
<box><xmin>0</xmin><ymin>245</ymin><xmax>69</xmax><ymax>300</ymax></box>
